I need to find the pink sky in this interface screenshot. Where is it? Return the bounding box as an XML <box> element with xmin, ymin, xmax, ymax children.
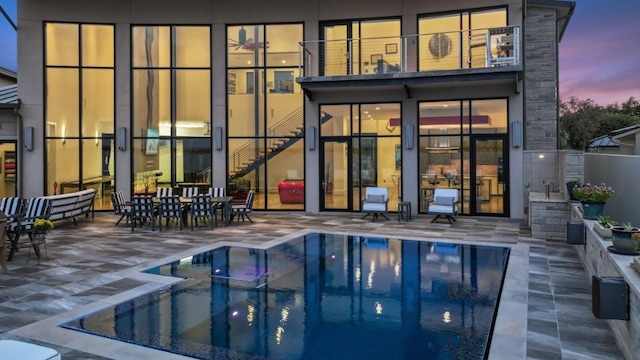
<box><xmin>1</xmin><ymin>0</ymin><xmax>639</xmax><ymax>106</ymax></box>
<box><xmin>559</xmin><ymin>0</ymin><xmax>640</xmax><ymax>106</ymax></box>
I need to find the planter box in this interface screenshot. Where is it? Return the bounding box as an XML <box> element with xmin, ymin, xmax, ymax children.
<box><xmin>592</xmin><ymin>222</ymin><xmax>612</xmax><ymax>238</ymax></box>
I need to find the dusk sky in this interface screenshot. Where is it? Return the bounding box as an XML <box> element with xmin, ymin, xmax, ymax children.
<box><xmin>0</xmin><ymin>0</ymin><xmax>638</xmax><ymax>106</ymax></box>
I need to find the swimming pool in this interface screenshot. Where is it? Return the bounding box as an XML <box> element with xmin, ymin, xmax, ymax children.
<box><xmin>61</xmin><ymin>232</ymin><xmax>510</xmax><ymax>359</ymax></box>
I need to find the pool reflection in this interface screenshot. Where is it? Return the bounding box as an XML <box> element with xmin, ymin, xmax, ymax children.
<box><xmin>62</xmin><ymin>233</ymin><xmax>509</xmax><ymax>360</ymax></box>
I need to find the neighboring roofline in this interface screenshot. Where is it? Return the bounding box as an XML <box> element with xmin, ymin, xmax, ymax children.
<box><xmin>610</xmin><ymin>124</ymin><xmax>640</xmax><ymax>140</ymax></box>
<box><xmin>0</xmin><ymin>67</ymin><xmax>17</xmax><ymax>81</ymax></box>
<box><xmin>587</xmin><ymin>134</ymin><xmax>619</xmax><ymax>148</ymax></box>
<box><xmin>527</xmin><ymin>0</ymin><xmax>576</xmax><ymax>41</ymax></box>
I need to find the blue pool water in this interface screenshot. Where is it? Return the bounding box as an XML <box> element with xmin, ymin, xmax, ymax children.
<box><xmin>61</xmin><ymin>233</ymin><xmax>510</xmax><ymax>359</ymax></box>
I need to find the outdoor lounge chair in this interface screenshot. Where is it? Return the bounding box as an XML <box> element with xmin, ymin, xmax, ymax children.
<box><xmin>361</xmin><ymin>187</ymin><xmax>389</xmax><ymax>221</ymax></box>
<box><xmin>427</xmin><ymin>188</ymin><xmax>459</xmax><ymax>224</ymax></box>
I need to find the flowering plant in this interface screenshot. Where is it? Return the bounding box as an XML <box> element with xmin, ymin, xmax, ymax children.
<box><xmin>632</xmin><ymin>232</ymin><xmax>640</xmax><ymax>251</ymax></box>
<box><xmin>572</xmin><ymin>183</ymin><xmax>614</xmax><ymax>202</ymax></box>
<box><xmin>33</xmin><ymin>219</ymin><xmax>54</xmax><ymax>234</ymax></box>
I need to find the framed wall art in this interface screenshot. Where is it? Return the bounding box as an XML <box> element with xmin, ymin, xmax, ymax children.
<box><xmin>385</xmin><ymin>43</ymin><xmax>397</xmax><ymax>54</ymax></box>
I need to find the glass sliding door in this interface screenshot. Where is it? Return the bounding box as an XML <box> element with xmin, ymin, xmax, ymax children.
<box><xmin>321</xmin><ymin>138</ymin><xmax>351</xmax><ymax>211</ymax></box>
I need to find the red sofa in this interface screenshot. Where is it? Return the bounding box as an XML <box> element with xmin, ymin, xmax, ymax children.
<box><xmin>278</xmin><ymin>179</ymin><xmax>304</xmax><ymax>204</ymax></box>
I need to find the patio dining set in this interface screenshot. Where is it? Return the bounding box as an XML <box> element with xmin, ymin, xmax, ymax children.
<box><xmin>111</xmin><ymin>186</ymin><xmax>256</xmax><ymax>232</ymax></box>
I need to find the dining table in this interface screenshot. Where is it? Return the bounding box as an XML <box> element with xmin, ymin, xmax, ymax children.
<box><xmin>153</xmin><ymin>195</ymin><xmax>235</xmax><ymax>227</ymax></box>
<box><xmin>211</xmin><ymin>196</ymin><xmax>234</xmax><ymax>226</ymax></box>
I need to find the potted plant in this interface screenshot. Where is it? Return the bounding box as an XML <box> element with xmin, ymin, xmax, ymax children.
<box><xmin>610</xmin><ymin>222</ymin><xmax>640</xmax><ymax>252</ymax></box>
<box><xmin>566</xmin><ymin>180</ymin><xmax>580</xmax><ymax>201</ymax></box>
<box><xmin>572</xmin><ymin>183</ymin><xmax>614</xmax><ymax>219</ymax></box>
<box><xmin>593</xmin><ymin>215</ymin><xmax>616</xmax><ymax>238</ymax></box>
<box><xmin>34</xmin><ymin>218</ymin><xmax>54</xmax><ymax>234</ymax></box>
<box><xmin>229</xmin><ymin>178</ymin><xmax>251</xmax><ymax>200</ymax></box>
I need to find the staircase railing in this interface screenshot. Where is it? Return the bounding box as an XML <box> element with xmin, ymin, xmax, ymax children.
<box><xmin>229</xmin><ymin>106</ymin><xmax>304</xmax><ymax>178</ymax></box>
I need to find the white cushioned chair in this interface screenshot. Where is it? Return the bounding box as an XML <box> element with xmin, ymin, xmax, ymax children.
<box><xmin>427</xmin><ymin>188</ymin><xmax>459</xmax><ymax>224</ymax></box>
<box><xmin>361</xmin><ymin>187</ymin><xmax>389</xmax><ymax>221</ymax></box>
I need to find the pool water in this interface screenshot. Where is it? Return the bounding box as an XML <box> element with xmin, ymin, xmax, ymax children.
<box><xmin>61</xmin><ymin>233</ymin><xmax>510</xmax><ymax>359</ymax></box>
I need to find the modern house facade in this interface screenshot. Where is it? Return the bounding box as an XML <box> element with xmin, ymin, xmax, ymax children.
<box><xmin>13</xmin><ymin>0</ymin><xmax>574</xmax><ymax>219</ymax></box>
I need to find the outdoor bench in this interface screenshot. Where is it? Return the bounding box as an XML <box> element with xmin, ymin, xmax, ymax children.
<box><xmin>42</xmin><ymin>188</ymin><xmax>96</xmax><ymax>225</ymax></box>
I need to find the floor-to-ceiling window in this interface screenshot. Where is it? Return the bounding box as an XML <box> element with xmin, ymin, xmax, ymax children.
<box><xmin>44</xmin><ymin>23</ymin><xmax>115</xmax><ymax>210</ymax></box>
<box><xmin>321</xmin><ymin>18</ymin><xmax>400</xmax><ymax>76</ymax></box>
<box><xmin>227</xmin><ymin>24</ymin><xmax>303</xmax><ymax>210</ymax></box>
<box><xmin>418</xmin><ymin>7</ymin><xmax>507</xmax><ymax>71</ymax></box>
<box><xmin>319</xmin><ymin>103</ymin><xmax>401</xmax><ymax>212</ymax></box>
<box><xmin>418</xmin><ymin>99</ymin><xmax>508</xmax><ymax>216</ymax></box>
<box><xmin>131</xmin><ymin>26</ymin><xmax>211</xmax><ymax>195</ymax></box>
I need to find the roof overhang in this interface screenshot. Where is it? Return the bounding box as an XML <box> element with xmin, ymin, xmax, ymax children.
<box><xmin>297</xmin><ymin>66</ymin><xmax>523</xmax><ymax>100</ymax></box>
<box><xmin>0</xmin><ymin>84</ymin><xmax>20</xmax><ymax>109</ymax></box>
<box><xmin>527</xmin><ymin>0</ymin><xmax>576</xmax><ymax>41</ymax></box>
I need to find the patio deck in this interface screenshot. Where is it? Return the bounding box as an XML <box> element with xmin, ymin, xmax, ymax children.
<box><xmin>0</xmin><ymin>212</ymin><xmax>624</xmax><ymax>359</ymax></box>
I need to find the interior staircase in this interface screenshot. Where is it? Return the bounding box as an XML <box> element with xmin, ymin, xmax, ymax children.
<box><xmin>228</xmin><ymin>107</ymin><xmax>332</xmax><ymax>180</ymax></box>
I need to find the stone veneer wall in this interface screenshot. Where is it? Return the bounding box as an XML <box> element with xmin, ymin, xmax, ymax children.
<box><xmin>559</xmin><ymin>150</ymin><xmax>584</xmax><ymax>198</ymax></box>
<box><xmin>572</xmin><ymin>205</ymin><xmax>640</xmax><ymax>360</ymax></box>
<box><xmin>528</xmin><ymin>192</ymin><xmax>570</xmax><ymax>240</ymax></box>
<box><xmin>524</xmin><ymin>6</ymin><xmax>558</xmax><ymax>151</ymax></box>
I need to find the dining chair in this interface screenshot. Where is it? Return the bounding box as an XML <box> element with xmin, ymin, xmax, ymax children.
<box><xmin>158</xmin><ymin>195</ymin><xmax>184</xmax><ymax>231</ymax></box>
<box><xmin>230</xmin><ymin>190</ymin><xmax>255</xmax><ymax>223</ymax></box>
<box><xmin>208</xmin><ymin>187</ymin><xmax>226</xmax><ymax>197</ymax></box>
<box><xmin>7</xmin><ymin>197</ymin><xmax>52</xmax><ymax>263</ymax></box>
<box><xmin>156</xmin><ymin>187</ymin><xmax>173</xmax><ymax>198</ymax></box>
<box><xmin>190</xmin><ymin>195</ymin><xmax>216</xmax><ymax>230</ymax></box>
<box><xmin>110</xmin><ymin>190</ymin><xmax>131</xmax><ymax>226</ymax></box>
<box><xmin>131</xmin><ymin>195</ymin><xmax>157</xmax><ymax>232</ymax></box>
<box><xmin>182</xmin><ymin>187</ymin><xmax>199</xmax><ymax>198</ymax></box>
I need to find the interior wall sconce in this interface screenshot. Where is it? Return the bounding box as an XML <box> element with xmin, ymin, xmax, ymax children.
<box><xmin>214</xmin><ymin>126</ymin><xmax>223</xmax><ymax>151</ymax></box>
<box><xmin>24</xmin><ymin>126</ymin><xmax>34</xmax><ymax>151</ymax></box>
<box><xmin>117</xmin><ymin>126</ymin><xmax>127</xmax><ymax>151</ymax></box>
<box><xmin>512</xmin><ymin>121</ymin><xmax>521</xmax><ymax>148</ymax></box>
<box><xmin>404</xmin><ymin>124</ymin><xmax>414</xmax><ymax>149</ymax></box>
<box><xmin>308</xmin><ymin>126</ymin><xmax>316</xmax><ymax>150</ymax></box>
<box><xmin>61</xmin><ymin>126</ymin><xmax>67</xmax><ymax>145</ymax></box>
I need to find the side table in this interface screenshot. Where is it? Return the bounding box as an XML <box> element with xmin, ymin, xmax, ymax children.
<box><xmin>397</xmin><ymin>201</ymin><xmax>411</xmax><ymax>222</ymax></box>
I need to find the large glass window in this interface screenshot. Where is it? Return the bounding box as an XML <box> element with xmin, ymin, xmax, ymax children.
<box><xmin>45</xmin><ymin>23</ymin><xmax>115</xmax><ymax>210</ymax></box>
<box><xmin>417</xmin><ymin>99</ymin><xmax>507</xmax><ymax>214</ymax></box>
<box><xmin>227</xmin><ymin>24</ymin><xmax>303</xmax><ymax>210</ymax></box>
<box><xmin>321</xmin><ymin>19</ymin><xmax>400</xmax><ymax>76</ymax></box>
<box><xmin>320</xmin><ymin>103</ymin><xmax>401</xmax><ymax>212</ymax></box>
<box><xmin>132</xmin><ymin>26</ymin><xmax>211</xmax><ymax>195</ymax></box>
<box><xmin>418</xmin><ymin>8</ymin><xmax>507</xmax><ymax>71</ymax></box>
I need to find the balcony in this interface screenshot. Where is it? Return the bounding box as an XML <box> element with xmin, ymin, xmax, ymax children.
<box><xmin>296</xmin><ymin>26</ymin><xmax>521</xmax><ymax>98</ymax></box>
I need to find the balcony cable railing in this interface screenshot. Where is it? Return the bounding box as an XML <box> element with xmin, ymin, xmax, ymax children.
<box><xmin>298</xmin><ymin>25</ymin><xmax>519</xmax><ymax>77</ymax></box>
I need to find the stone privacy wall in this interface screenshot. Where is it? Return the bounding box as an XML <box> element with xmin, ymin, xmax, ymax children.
<box><xmin>525</xmin><ymin>5</ymin><xmax>558</xmax><ymax>151</ymax></box>
<box><xmin>573</xmin><ymin>207</ymin><xmax>640</xmax><ymax>360</ymax></box>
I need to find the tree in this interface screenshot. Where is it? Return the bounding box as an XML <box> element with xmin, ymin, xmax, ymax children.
<box><xmin>559</xmin><ymin>97</ymin><xmax>603</xmax><ymax>150</ymax></box>
<box><xmin>597</xmin><ymin>112</ymin><xmax>640</xmax><ymax>136</ymax></box>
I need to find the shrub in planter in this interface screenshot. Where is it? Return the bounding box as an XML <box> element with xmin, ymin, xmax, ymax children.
<box><xmin>610</xmin><ymin>223</ymin><xmax>640</xmax><ymax>252</ymax></box>
<box><xmin>566</xmin><ymin>180</ymin><xmax>580</xmax><ymax>201</ymax></box>
<box><xmin>593</xmin><ymin>215</ymin><xmax>616</xmax><ymax>238</ymax></box>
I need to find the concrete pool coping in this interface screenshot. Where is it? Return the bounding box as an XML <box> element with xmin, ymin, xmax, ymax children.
<box><xmin>9</xmin><ymin>228</ymin><xmax>528</xmax><ymax>360</ymax></box>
